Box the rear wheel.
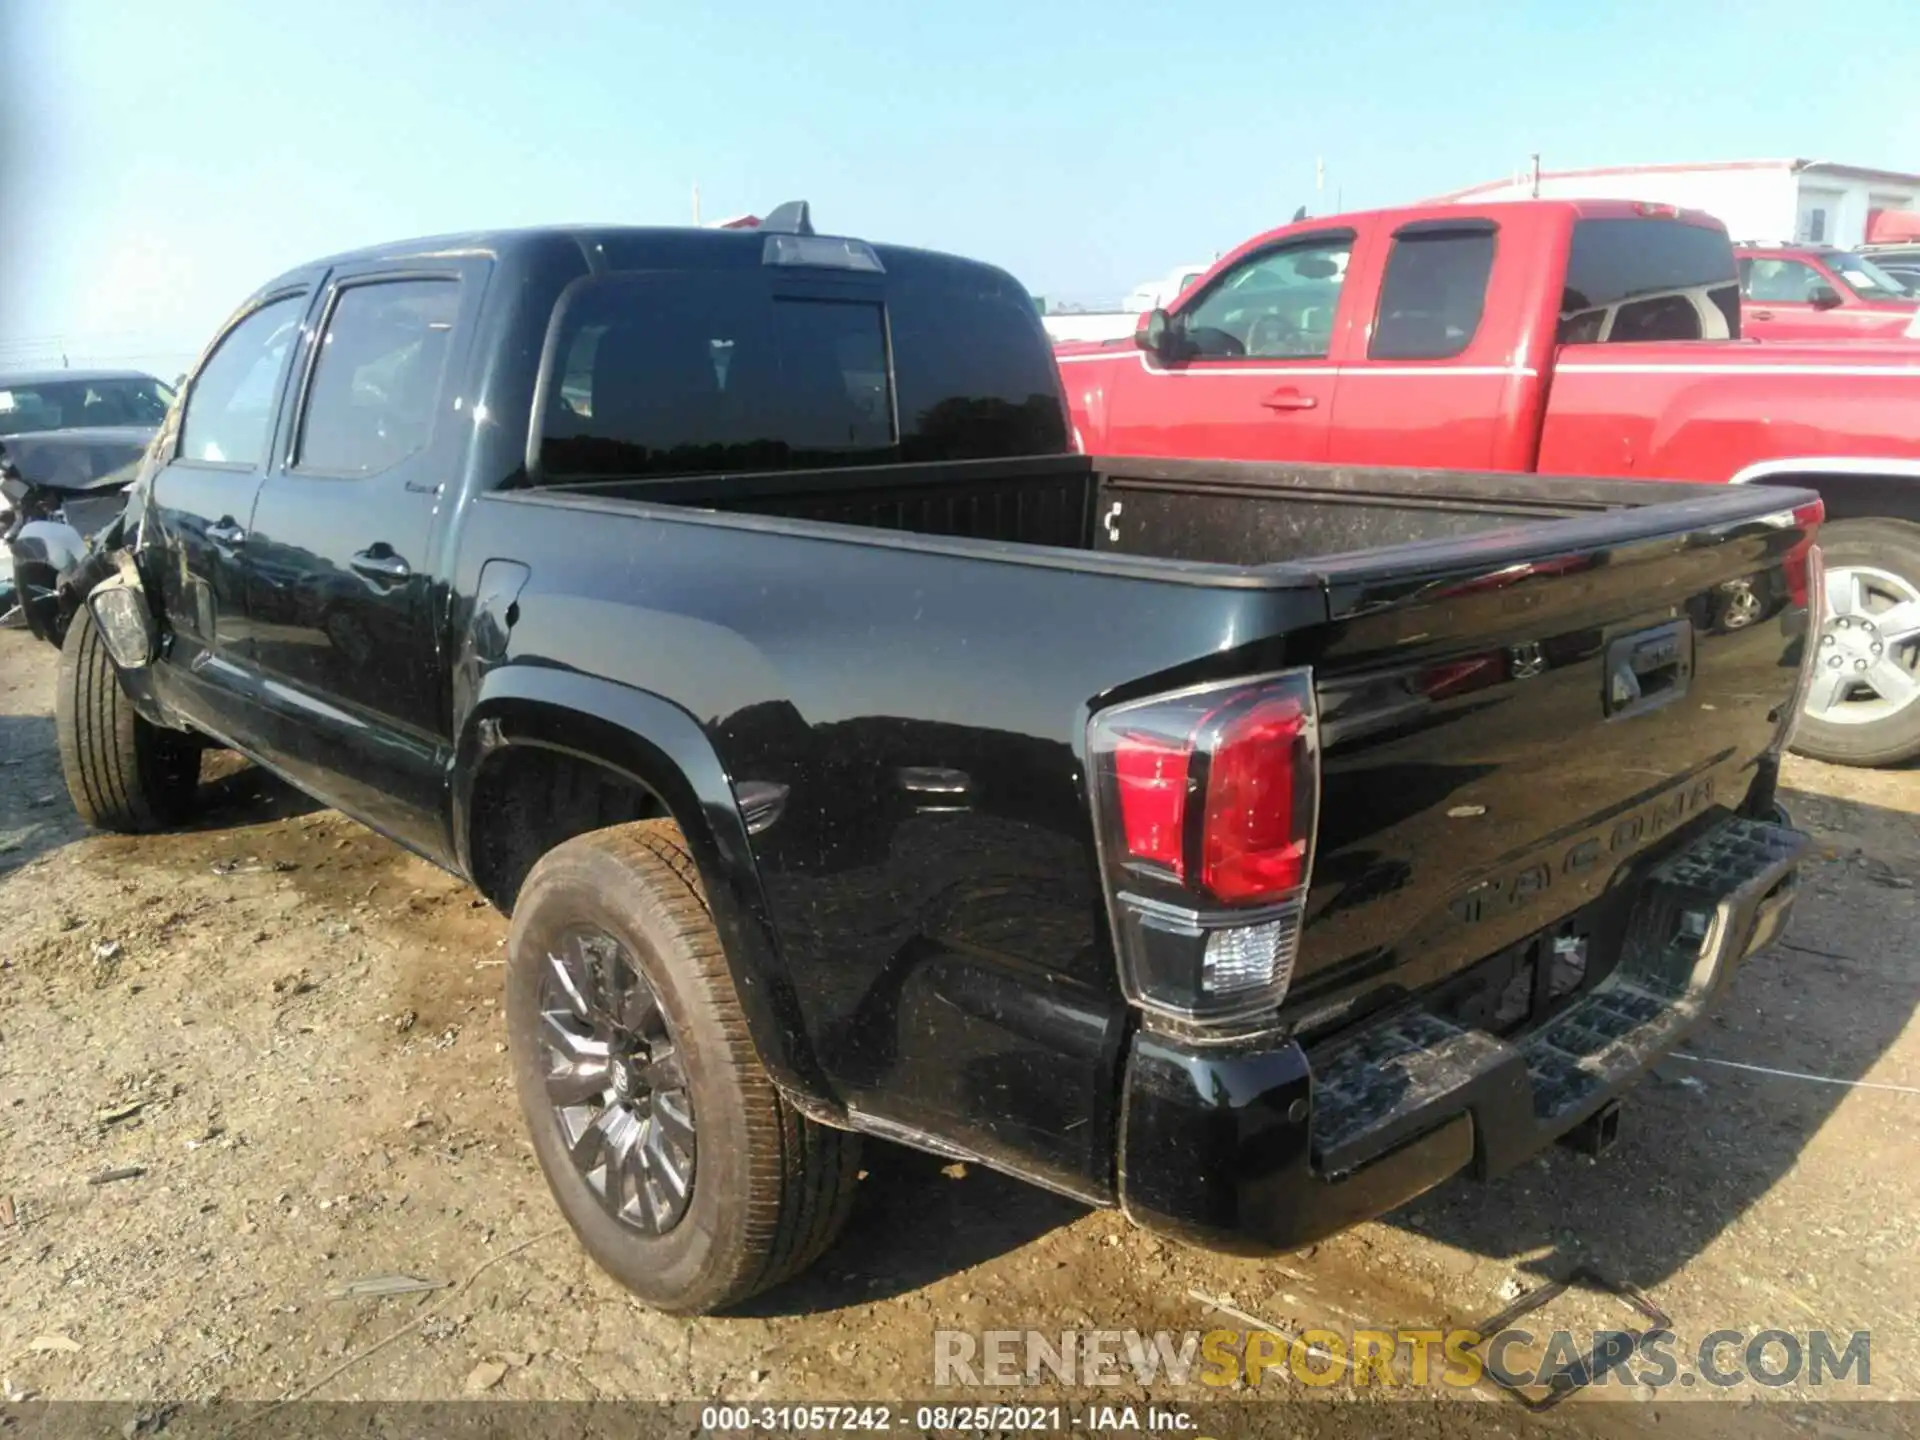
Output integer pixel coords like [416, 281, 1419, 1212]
[1791, 518, 1920, 767]
[506, 819, 859, 1314]
[55, 605, 201, 831]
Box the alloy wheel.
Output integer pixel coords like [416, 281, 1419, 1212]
[1806, 564, 1920, 725]
[538, 928, 696, 1233]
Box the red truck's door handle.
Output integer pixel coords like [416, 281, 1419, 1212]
[1750, 309, 1774, 321]
[1261, 388, 1318, 412]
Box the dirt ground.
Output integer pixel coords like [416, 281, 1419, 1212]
[1, 627, 1915, 1436]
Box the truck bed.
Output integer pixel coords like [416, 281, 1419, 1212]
[533, 452, 1769, 577]
[474, 454, 1813, 1197]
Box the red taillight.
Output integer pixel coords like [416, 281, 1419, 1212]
[1200, 696, 1308, 901]
[1113, 730, 1189, 877]
[1093, 674, 1319, 906]
[1089, 671, 1320, 1025]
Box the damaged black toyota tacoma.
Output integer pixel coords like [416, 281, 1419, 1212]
[59, 205, 1818, 1313]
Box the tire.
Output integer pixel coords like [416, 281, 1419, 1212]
[55, 605, 201, 832]
[506, 819, 859, 1314]
[1790, 517, 1920, 768]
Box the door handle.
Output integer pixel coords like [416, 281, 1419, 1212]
[205, 519, 247, 547]
[1750, 309, 1774, 320]
[350, 548, 412, 583]
[1260, 388, 1319, 411]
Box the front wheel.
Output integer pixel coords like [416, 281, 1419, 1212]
[506, 819, 860, 1314]
[55, 605, 201, 831]
[1791, 517, 1920, 767]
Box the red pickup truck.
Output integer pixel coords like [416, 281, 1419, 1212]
[1058, 199, 1920, 767]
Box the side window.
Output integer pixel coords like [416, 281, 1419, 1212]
[1743, 260, 1824, 304]
[1559, 218, 1740, 344]
[1369, 228, 1496, 360]
[1178, 238, 1351, 359]
[296, 279, 461, 475]
[179, 295, 305, 466]
[539, 272, 894, 481]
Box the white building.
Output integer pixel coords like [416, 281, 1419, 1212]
[1431, 159, 1920, 248]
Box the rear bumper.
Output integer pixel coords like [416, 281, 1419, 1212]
[1117, 814, 1807, 1253]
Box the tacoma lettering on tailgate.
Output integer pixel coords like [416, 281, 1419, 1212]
[1448, 778, 1716, 925]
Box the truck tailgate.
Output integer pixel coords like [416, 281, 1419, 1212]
[1279, 487, 1817, 1032]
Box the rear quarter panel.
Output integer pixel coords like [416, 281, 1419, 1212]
[450, 489, 1326, 1199]
[1540, 344, 1920, 482]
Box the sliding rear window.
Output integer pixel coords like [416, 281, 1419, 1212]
[884, 256, 1070, 460]
[538, 271, 892, 481]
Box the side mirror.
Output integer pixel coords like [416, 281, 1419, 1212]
[1135, 308, 1174, 358]
[1809, 284, 1845, 310]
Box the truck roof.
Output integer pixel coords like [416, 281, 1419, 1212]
[1226, 197, 1726, 258]
[256, 224, 1016, 295]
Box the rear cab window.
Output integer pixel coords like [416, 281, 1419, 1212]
[1558, 218, 1740, 344]
[534, 244, 1067, 483]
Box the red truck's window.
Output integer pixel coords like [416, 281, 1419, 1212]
[1558, 219, 1741, 344]
[1742, 258, 1828, 304]
[1176, 238, 1352, 360]
[1369, 230, 1495, 360]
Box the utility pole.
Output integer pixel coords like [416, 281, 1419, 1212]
[692, 182, 701, 226]
[1529, 153, 1541, 199]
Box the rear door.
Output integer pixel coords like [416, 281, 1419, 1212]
[1328, 218, 1510, 468]
[144, 288, 312, 734]
[242, 261, 484, 859]
[1102, 229, 1360, 462]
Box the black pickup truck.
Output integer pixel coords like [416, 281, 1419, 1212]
[61, 206, 1817, 1314]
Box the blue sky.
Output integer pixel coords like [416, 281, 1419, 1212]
[3, 0, 1916, 379]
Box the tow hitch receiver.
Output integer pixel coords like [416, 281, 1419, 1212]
[1557, 1099, 1622, 1157]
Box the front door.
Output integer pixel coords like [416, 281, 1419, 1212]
[243, 263, 483, 859]
[1740, 256, 1856, 341]
[143, 290, 311, 737]
[1102, 231, 1356, 462]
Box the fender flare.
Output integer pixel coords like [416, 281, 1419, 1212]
[454, 666, 839, 1114]
[1727, 457, 1920, 525]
